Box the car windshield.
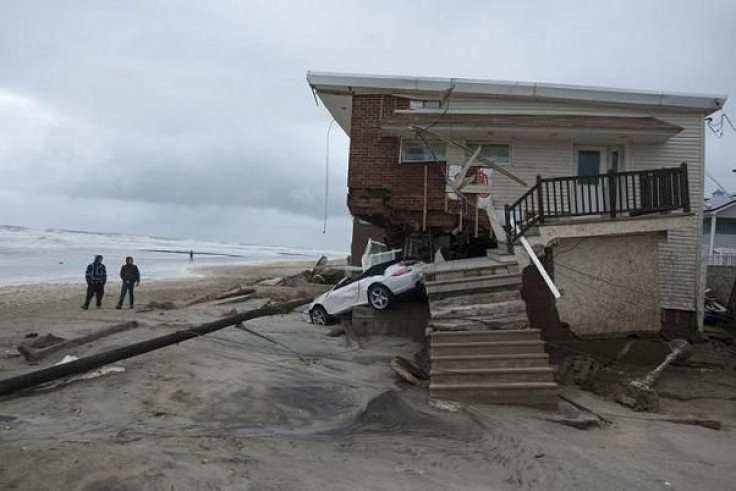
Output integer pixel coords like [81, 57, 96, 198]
[331, 276, 352, 290]
[330, 259, 403, 291]
[357, 258, 402, 280]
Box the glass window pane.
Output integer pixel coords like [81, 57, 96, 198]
[401, 140, 446, 162]
[578, 150, 601, 184]
[467, 142, 511, 164]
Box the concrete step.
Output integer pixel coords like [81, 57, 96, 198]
[430, 367, 555, 385]
[430, 328, 541, 344]
[486, 250, 518, 263]
[429, 290, 521, 309]
[425, 264, 520, 282]
[431, 340, 545, 357]
[423, 257, 520, 283]
[425, 273, 522, 296]
[431, 353, 550, 370]
[430, 382, 558, 409]
[425, 271, 521, 288]
[430, 299, 527, 320]
[429, 316, 528, 332]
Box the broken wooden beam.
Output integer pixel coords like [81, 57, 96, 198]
[213, 293, 256, 306]
[0, 297, 310, 398]
[186, 286, 256, 306]
[17, 321, 139, 364]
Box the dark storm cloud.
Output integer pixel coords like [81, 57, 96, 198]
[73, 135, 345, 219]
[1, 0, 735, 247]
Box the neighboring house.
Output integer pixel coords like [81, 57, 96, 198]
[308, 72, 726, 337]
[704, 189, 736, 262]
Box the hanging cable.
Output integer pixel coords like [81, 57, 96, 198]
[323, 119, 336, 233]
[706, 112, 736, 138]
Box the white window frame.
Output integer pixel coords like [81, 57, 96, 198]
[465, 141, 512, 166]
[399, 138, 447, 164]
[571, 144, 626, 176]
[409, 99, 441, 110]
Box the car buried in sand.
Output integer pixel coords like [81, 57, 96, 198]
[307, 259, 425, 325]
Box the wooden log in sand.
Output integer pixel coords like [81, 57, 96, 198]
[186, 286, 256, 306]
[17, 321, 139, 364]
[0, 297, 310, 398]
[215, 287, 256, 301]
[213, 293, 256, 306]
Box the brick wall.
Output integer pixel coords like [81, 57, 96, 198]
[348, 94, 474, 232]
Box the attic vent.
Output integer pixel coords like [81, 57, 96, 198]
[410, 99, 441, 110]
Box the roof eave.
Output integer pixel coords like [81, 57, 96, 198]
[307, 71, 728, 128]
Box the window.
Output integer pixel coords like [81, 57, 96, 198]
[400, 139, 446, 163]
[466, 142, 511, 165]
[409, 99, 441, 110]
[577, 150, 602, 184]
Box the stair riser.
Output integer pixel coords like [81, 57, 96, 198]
[431, 330, 540, 344]
[430, 371, 555, 385]
[431, 304, 527, 320]
[432, 344, 545, 357]
[432, 356, 550, 370]
[429, 317, 528, 332]
[429, 290, 522, 309]
[425, 277, 522, 296]
[430, 387, 558, 409]
[425, 264, 519, 282]
[427, 286, 523, 302]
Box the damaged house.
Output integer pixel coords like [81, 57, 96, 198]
[308, 72, 725, 407]
[309, 72, 725, 338]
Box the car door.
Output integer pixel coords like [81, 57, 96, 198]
[355, 275, 381, 307]
[322, 279, 362, 315]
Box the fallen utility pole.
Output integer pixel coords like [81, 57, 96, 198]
[0, 297, 310, 398]
[630, 339, 692, 390]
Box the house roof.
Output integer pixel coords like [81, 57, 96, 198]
[307, 71, 727, 135]
[705, 190, 736, 214]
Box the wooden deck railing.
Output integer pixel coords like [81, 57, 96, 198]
[504, 163, 690, 244]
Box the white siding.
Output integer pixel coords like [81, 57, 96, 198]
[629, 112, 704, 312]
[441, 97, 705, 315]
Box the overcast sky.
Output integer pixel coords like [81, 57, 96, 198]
[1, 0, 735, 251]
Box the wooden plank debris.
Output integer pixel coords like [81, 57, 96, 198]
[17, 321, 139, 364]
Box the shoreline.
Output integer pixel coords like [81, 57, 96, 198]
[0, 259, 315, 313]
[0, 256, 321, 289]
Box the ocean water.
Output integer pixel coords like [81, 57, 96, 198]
[0, 225, 342, 286]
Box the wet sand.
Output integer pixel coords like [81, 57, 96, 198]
[1, 261, 736, 490]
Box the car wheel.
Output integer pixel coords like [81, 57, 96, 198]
[310, 305, 329, 325]
[368, 284, 392, 311]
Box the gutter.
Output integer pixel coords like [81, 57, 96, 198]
[307, 71, 727, 113]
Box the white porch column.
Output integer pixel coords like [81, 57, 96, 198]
[708, 212, 717, 255]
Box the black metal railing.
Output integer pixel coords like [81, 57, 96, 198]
[504, 163, 690, 245]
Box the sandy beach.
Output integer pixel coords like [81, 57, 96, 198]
[0, 260, 735, 490]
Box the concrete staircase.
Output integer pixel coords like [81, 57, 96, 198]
[423, 253, 558, 409]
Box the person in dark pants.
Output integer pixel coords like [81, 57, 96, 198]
[116, 256, 140, 309]
[82, 255, 107, 310]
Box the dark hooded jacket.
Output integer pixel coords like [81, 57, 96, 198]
[85, 255, 107, 284]
[120, 263, 140, 284]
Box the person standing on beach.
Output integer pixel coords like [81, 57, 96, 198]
[116, 256, 140, 310]
[189, 249, 194, 262]
[82, 255, 107, 310]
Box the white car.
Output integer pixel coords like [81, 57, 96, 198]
[308, 260, 425, 325]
